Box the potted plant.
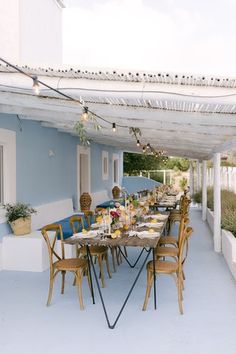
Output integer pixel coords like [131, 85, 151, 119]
[4, 203, 37, 236]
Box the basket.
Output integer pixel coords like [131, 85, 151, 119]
[10, 216, 31, 236]
[80, 193, 92, 211]
[112, 186, 121, 199]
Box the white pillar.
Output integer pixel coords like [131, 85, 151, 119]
[197, 160, 201, 191]
[189, 161, 194, 196]
[163, 170, 166, 184]
[147, 171, 150, 179]
[213, 153, 221, 252]
[202, 160, 207, 221]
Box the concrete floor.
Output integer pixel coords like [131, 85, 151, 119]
[1, 209, 236, 354]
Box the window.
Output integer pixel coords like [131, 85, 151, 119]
[102, 151, 109, 180]
[112, 154, 119, 185]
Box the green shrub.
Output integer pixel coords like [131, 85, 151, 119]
[192, 190, 202, 204]
[192, 188, 236, 236]
[192, 188, 213, 209]
[222, 207, 236, 236]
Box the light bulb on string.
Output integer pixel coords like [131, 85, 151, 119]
[112, 123, 116, 132]
[32, 76, 40, 95]
[80, 106, 89, 122]
[136, 140, 140, 147]
[147, 143, 151, 149]
[142, 145, 146, 153]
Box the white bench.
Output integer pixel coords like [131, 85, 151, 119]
[1, 198, 78, 272]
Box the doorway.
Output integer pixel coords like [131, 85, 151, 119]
[77, 145, 91, 205]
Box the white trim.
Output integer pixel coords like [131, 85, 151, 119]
[77, 145, 91, 208]
[112, 153, 119, 187]
[102, 150, 109, 180]
[0, 128, 16, 223]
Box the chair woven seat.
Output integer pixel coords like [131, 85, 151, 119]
[55, 258, 87, 271]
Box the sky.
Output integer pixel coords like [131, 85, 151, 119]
[63, 0, 236, 76]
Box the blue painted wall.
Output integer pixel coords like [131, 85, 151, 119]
[0, 113, 123, 237]
[90, 143, 123, 195]
[122, 176, 161, 194]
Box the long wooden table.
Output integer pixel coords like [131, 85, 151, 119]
[65, 217, 168, 329]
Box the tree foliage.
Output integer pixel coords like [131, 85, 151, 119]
[123, 152, 190, 175]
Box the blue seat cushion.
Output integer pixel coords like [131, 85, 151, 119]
[54, 214, 93, 239]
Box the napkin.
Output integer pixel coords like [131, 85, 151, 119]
[143, 214, 168, 221]
[137, 222, 163, 228]
[129, 230, 160, 239]
[71, 230, 99, 239]
[90, 223, 100, 229]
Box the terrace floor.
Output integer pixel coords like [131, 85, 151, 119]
[0, 209, 236, 354]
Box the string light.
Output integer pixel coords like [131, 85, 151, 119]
[147, 143, 151, 149]
[112, 123, 116, 132]
[32, 76, 40, 95]
[80, 106, 89, 122]
[142, 145, 146, 153]
[136, 140, 140, 147]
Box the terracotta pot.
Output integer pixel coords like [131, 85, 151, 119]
[80, 192, 92, 211]
[10, 216, 31, 236]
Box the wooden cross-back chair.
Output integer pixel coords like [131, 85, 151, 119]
[168, 196, 191, 233]
[41, 223, 90, 310]
[155, 215, 190, 261]
[69, 215, 112, 288]
[142, 225, 193, 314]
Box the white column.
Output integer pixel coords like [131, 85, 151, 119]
[213, 153, 221, 252]
[163, 170, 166, 184]
[147, 171, 150, 179]
[202, 160, 207, 221]
[197, 160, 201, 191]
[189, 161, 194, 196]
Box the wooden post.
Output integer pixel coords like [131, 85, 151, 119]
[202, 160, 207, 221]
[213, 153, 221, 252]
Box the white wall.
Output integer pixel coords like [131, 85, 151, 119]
[0, 0, 62, 65]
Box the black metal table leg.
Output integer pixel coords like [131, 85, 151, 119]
[152, 247, 157, 310]
[118, 247, 145, 268]
[87, 246, 152, 329]
[86, 245, 95, 305]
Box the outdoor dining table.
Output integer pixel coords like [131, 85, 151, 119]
[65, 215, 169, 329]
